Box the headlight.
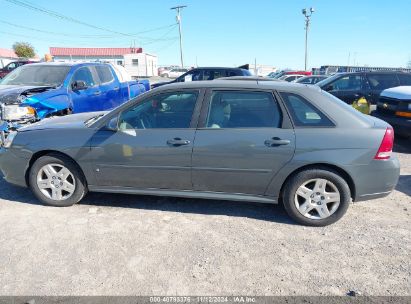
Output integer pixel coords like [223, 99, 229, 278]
[3, 131, 17, 148]
[2, 105, 36, 121]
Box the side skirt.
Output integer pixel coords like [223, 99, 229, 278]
[88, 185, 278, 204]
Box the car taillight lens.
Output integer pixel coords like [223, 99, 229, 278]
[374, 127, 394, 160]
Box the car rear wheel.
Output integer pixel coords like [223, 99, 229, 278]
[282, 168, 351, 226]
[29, 153, 87, 207]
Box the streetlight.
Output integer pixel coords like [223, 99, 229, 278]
[171, 5, 187, 68]
[302, 7, 314, 71]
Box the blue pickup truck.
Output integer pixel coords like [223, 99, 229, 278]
[0, 62, 149, 135]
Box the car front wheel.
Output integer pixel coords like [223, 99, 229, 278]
[282, 168, 351, 226]
[29, 153, 87, 207]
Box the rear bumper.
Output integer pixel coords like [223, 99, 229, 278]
[0, 147, 29, 187]
[348, 157, 400, 202]
[372, 112, 411, 137]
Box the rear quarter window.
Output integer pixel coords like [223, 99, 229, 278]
[96, 65, 114, 84]
[280, 92, 335, 127]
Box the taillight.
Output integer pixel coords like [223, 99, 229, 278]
[374, 127, 394, 160]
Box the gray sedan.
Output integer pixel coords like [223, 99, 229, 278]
[0, 80, 400, 226]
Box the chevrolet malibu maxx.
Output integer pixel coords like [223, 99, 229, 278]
[0, 80, 400, 226]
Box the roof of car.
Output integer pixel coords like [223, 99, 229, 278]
[152, 79, 320, 93]
[27, 62, 109, 67]
[191, 67, 246, 70]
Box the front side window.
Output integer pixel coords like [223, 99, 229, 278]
[367, 74, 399, 90]
[280, 92, 334, 127]
[203, 70, 226, 81]
[118, 91, 198, 130]
[206, 91, 282, 128]
[95, 65, 114, 84]
[71, 67, 96, 87]
[331, 75, 364, 90]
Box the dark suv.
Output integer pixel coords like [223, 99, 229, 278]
[0, 61, 35, 79]
[151, 67, 252, 89]
[316, 71, 411, 105]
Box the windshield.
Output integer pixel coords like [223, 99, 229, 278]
[0, 65, 71, 87]
[315, 73, 341, 87]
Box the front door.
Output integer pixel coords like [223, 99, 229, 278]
[327, 73, 368, 104]
[90, 90, 203, 190]
[192, 90, 295, 196]
[69, 66, 102, 113]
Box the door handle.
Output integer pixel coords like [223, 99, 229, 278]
[167, 138, 191, 146]
[94, 91, 101, 96]
[264, 137, 290, 147]
[113, 86, 120, 91]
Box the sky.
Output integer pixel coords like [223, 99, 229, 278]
[1, 0, 411, 70]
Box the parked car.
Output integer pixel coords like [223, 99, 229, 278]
[152, 67, 252, 89]
[0, 60, 36, 79]
[158, 65, 179, 76]
[372, 86, 411, 138]
[316, 71, 411, 106]
[295, 75, 328, 85]
[0, 80, 399, 226]
[270, 70, 312, 79]
[160, 68, 189, 78]
[0, 62, 149, 135]
[279, 74, 306, 82]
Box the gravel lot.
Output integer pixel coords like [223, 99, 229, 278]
[0, 139, 409, 296]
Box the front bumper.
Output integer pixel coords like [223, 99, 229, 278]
[373, 112, 411, 137]
[0, 147, 29, 187]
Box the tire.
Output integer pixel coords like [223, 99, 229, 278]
[282, 168, 351, 226]
[28, 153, 87, 207]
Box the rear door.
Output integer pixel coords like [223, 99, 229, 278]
[366, 73, 400, 105]
[191, 89, 295, 196]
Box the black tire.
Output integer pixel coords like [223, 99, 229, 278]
[28, 153, 87, 207]
[282, 168, 351, 226]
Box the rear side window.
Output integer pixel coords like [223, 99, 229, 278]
[206, 91, 282, 128]
[398, 73, 411, 86]
[96, 65, 114, 84]
[280, 93, 334, 127]
[367, 74, 399, 90]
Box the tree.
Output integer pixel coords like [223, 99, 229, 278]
[12, 42, 35, 58]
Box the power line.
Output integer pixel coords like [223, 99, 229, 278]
[0, 19, 177, 39]
[4, 0, 133, 36]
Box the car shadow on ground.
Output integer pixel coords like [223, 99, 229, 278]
[81, 192, 296, 225]
[396, 175, 411, 197]
[0, 176, 295, 225]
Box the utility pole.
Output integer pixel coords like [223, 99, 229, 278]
[171, 5, 187, 68]
[302, 7, 314, 71]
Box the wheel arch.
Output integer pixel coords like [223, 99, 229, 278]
[25, 150, 87, 187]
[278, 163, 356, 202]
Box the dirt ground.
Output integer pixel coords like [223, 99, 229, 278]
[0, 138, 409, 296]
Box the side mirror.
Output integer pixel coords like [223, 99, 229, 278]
[104, 116, 118, 131]
[71, 80, 87, 91]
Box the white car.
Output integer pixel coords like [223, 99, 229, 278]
[279, 74, 306, 82]
[161, 68, 189, 78]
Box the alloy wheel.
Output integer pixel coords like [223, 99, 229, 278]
[294, 178, 340, 219]
[36, 163, 76, 201]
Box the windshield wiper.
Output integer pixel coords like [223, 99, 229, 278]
[84, 114, 105, 126]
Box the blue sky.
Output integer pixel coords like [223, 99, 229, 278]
[1, 0, 410, 69]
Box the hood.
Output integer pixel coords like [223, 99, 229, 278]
[381, 86, 411, 100]
[18, 111, 108, 132]
[0, 85, 55, 104]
